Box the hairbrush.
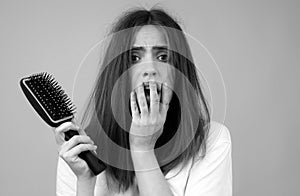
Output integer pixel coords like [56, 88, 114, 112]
[19, 72, 106, 176]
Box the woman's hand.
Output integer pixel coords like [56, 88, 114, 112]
[52, 121, 97, 181]
[129, 82, 172, 151]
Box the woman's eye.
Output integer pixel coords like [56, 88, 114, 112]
[131, 54, 140, 63]
[157, 54, 168, 62]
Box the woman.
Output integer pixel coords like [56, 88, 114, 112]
[55, 7, 232, 196]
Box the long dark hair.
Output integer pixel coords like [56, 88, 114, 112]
[79, 7, 210, 193]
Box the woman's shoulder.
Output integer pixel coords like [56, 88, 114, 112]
[179, 121, 232, 195]
[165, 121, 231, 177]
[205, 121, 231, 153]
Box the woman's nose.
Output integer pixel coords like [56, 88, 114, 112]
[142, 67, 157, 78]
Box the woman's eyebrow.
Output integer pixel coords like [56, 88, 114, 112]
[152, 46, 168, 51]
[130, 46, 145, 52]
[131, 45, 168, 52]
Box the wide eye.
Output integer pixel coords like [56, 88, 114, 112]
[157, 54, 168, 62]
[131, 54, 140, 63]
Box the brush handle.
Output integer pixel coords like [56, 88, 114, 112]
[64, 130, 106, 176]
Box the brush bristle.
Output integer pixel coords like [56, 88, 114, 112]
[25, 72, 76, 121]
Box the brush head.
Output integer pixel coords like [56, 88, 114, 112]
[20, 72, 76, 127]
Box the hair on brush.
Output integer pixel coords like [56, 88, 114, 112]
[20, 72, 106, 175]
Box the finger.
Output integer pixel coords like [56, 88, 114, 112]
[161, 83, 172, 112]
[59, 135, 95, 155]
[161, 102, 169, 118]
[130, 91, 140, 120]
[136, 85, 148, 116]
[54, 121, 79, 135]
[62, 143, 97, 162]
[149, 81, 159, 116]
[71, 119, 87, 136]
[53, 122, 80, 144]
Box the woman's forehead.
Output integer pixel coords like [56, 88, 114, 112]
[133, 25, 167, 47]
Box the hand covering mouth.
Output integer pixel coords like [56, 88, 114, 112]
[142, 82, 162, 105]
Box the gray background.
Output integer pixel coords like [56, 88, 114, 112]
[0, 0, 299, 195]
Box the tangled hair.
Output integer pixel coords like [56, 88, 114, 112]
[79, 6, 210, 193]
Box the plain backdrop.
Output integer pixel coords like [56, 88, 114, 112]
[0, 0, 299, 195]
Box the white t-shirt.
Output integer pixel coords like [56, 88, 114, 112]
[56, 121, 232, 196]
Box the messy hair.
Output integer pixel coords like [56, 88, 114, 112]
[80, 7, 210, 193]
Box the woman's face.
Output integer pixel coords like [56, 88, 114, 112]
[129, 25, 175, 104]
